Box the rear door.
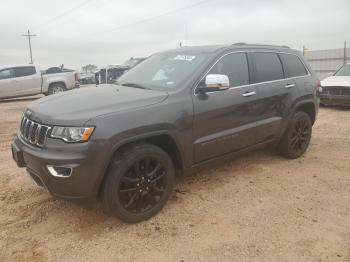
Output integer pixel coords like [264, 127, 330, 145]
[192, 52, 259, 163]
[14, 66, 41, 95]
[279, 52, 310, 95]
[251, 52, 299, 143]
[0, 68, 19, 98]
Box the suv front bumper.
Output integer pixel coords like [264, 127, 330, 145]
[320, 93, 350, 106]
[11, 132, 107, 200]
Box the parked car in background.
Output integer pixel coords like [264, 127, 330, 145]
[320, 63, 350, 106]
[12, 44, 319, 223]
[96, 57, 146, 84]
[0, 64, 80, 99]
[42, 66, 80, 94]
[79, 72, 96, 85]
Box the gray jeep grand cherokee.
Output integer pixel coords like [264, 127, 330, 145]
[12, 44, 319, 223]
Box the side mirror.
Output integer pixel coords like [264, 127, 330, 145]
[197, 74, 230, 94]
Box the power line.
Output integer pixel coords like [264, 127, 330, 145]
[91, 0, 215, 36]
[40, 0, 114, 30]
[21, 29, 37, 64]
[34, 0, 95, 31]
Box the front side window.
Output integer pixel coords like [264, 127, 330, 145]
[208, 52, 249, 87]
[15, 66, 36, 77]
[253, 52, 284, 83]
[280, 54, 308, 78]
[117, 52, 210, 91]
[0, 68, 15, 80]
[334, 64, 350, 76]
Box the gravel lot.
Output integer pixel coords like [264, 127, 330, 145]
[0, 97, 349, 262]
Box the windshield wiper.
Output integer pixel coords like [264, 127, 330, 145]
[120, 82, 151, 90]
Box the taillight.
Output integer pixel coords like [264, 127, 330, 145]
[75, 73, 79, 81]
[316, 79, 321, 88]
[316, 79, 322, 93]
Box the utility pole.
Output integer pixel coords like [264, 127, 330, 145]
[302, 45, 307, 56]
[21, 29, 36, 64]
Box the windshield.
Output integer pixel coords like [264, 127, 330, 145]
[335, 64, 350, 76]
[117, 52, 209, 91]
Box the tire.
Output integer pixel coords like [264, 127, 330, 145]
[278, 111, 312, 159]
[48, 83, 66, 95]
[103, 143, 175, 223]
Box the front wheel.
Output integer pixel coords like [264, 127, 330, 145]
[278, 111, 312, 159]
[103, 143, 175, 223]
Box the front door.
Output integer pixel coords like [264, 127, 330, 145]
[192, 52, 259, 163]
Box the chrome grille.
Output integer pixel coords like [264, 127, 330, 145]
[20, 116, 51, 147]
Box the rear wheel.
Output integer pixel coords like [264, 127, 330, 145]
[278, 111, 312, 159]
[103, 143, 175, 223]
[48, 83, 66, 95]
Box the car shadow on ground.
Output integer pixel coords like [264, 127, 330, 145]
[321, 105, 350, 111]
[38, 147, 278, 229]
[0, 95, 43, 103]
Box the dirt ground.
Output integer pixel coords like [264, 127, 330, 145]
[0, 96, 349, 262]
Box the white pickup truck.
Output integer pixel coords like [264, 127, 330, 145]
[0, 64, 79, 99]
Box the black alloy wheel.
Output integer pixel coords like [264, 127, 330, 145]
[119, 157, 167, 213]
[278, 111, 312, 159]
[290, 118, 310, 155]
[103, 143, 175, 223]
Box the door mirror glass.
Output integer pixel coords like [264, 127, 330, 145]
[197, 74, 230, 93]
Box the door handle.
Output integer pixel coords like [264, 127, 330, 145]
[285, 83, 296, 89]
[242, 91, 256, 97]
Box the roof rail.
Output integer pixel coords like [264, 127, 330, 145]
[232, 43, 290, 48]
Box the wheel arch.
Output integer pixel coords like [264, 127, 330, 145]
[48, 81, 67, 89]
[98, 131, 184, 196]
[294, 100, 316, 124]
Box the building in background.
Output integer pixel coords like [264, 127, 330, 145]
[304, 46, 350, 80]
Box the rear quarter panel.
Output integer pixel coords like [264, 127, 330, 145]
[42, 72, 76, 91]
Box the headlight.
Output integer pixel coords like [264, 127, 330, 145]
[50, 126, 94, 143]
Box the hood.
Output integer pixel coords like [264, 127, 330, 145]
[321, 76, 350, 87]
[26, 84, 168, 126]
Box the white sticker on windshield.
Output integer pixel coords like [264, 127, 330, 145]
[174, 55, 196, 61]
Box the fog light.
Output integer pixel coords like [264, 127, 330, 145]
[47, 165, 72, 178]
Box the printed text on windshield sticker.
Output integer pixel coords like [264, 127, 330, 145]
[174, 55, 196, 61]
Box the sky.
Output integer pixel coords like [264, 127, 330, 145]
[0, 0, 349, 70]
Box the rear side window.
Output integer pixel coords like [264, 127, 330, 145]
[46, 67, 62, 74]
[15, 66, 36, 77]
[253, 52, 284, 83]
[208, 52, 249, 87]
[279, 54, 308, 78]
[0, 68, 15, 80]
